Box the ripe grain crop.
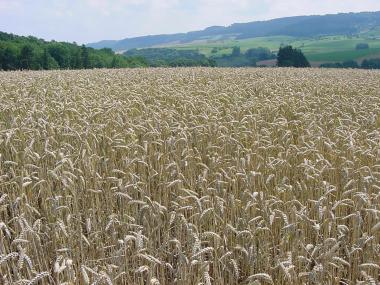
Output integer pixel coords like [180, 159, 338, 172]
[0, 68, 379, 284]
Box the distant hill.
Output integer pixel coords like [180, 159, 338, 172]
[88, 11, 380, 51]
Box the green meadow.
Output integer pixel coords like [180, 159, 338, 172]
[165, 32, 380, 63]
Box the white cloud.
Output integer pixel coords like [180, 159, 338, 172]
[0, 0, 21, 11]
[0, 0, 379, 42]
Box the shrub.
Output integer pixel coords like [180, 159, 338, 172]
[356, 43, 369, 50]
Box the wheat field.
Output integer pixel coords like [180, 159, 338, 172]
[0, 68, 380, 285]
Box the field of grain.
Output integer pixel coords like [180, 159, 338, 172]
[0, 68, 380, 285]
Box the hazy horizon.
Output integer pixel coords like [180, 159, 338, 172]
[1, 0, 380, 44]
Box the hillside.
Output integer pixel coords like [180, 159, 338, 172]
[170, 34, 380, 65]
[87, 11, 380, 52]
[0, 31, 147, 70]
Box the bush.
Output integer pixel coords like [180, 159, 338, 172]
[245, 47, 275, 61]
[361, 58, 380, 69]
[342, 60, 359, 68]
[356, 43, 369, 50]
[231, 46, 241, 57]
[320, 62, 343, 68]
[320, 58, 380, 69]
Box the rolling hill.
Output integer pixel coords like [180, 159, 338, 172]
[87, 11, 380, 52]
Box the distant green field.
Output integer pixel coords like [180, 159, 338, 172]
[305, 48, 380, 62]
[170, 36, 296, 56]
[165, 33, 380, 63]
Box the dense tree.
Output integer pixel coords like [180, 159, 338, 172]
[342, 60, 359, 68]
[245, 47, 275, 61]
[81, 45, 89, 68]
[277, 46, 294, 67]
[292, 50, 311, 67]
[210, 47, 275, 67]
[231, 46, 241, 57]
[19, 45, 34, 69]
[124, 48, 215, 67]
[72, 50, 83, 69]
[361, 58, 380, 69]
[320, 58, 380, 69]
[277, 46, 310, 67]
[41, 48, 49, 69]
[111, 56, 118, 68]
[320, 62, 343, 68]
[48, 44, 72, 68]
[0, 49, 3, 67]
[41, 48, 59, 69]
[0, 31, 147, 71]
[1, 47, 18, 70]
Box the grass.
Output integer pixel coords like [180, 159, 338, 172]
[0, 68, 380, 284]
[166, 33, 380, 62]
[171, 36, 297, 56]
[305, 48, 380, 62]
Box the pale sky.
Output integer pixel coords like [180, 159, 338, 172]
[1, 0, 380, 44]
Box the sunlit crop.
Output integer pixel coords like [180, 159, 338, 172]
[0, 68, 379, 284]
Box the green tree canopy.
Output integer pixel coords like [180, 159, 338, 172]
[0, 31, 147, 71]
[20, 45, 35, 69]
[277, 46, 310, 67]
[1, 47, 18, 70]
[231, 46, 241, 57]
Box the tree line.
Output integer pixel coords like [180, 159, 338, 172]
[320, 58, 380, 69]
[212, 46, 276, 67]
[124, 48, 216, 67]
[277, 46, 380, 69]
[0, 31, 148, 71]
[124, 46, 277, 68]
[2, 31, 380, 70]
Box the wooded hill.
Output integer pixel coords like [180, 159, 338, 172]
[88, 11, 380, 51]
[0, 31, 147, 71]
